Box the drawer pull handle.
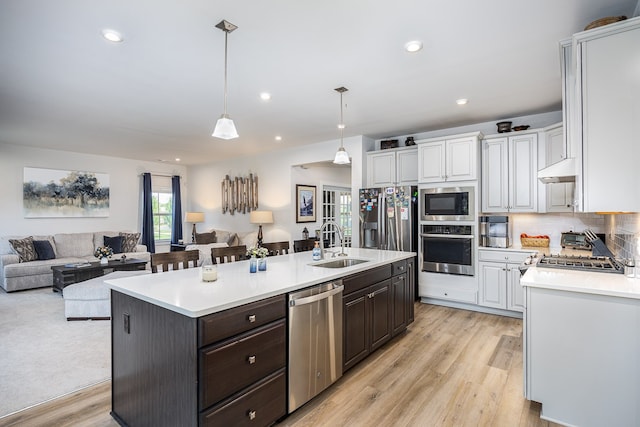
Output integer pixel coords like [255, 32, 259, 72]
[248, 355, 256, 364]
[248, 410, 256, 420]
[248, 314, 256, 323]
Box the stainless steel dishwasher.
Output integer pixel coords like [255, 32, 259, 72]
[288, 280, 343, 413]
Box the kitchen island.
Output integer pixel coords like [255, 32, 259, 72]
[106, 248, 415, 427]
[521, 267, 640, 427]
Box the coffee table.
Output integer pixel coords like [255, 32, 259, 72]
[51, 258, 148, 294]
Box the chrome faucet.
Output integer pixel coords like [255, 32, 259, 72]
[319, 220, 347, 259]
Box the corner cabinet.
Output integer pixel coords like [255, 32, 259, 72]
[481, 132, 538, 213]
[478, 249, 530, 313]
[366, 147, 418, 187]
[111, 291, 287, 427]
[416, 132, 482, 183]
[572, 17, 640, 212]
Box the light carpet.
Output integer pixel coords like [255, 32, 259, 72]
[0, 287, 110, 418]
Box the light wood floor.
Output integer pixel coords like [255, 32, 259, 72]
[0, 303, 559, 427]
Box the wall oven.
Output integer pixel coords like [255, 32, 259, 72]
[421, 224, 474, 276]
[420, 186, 475, 221]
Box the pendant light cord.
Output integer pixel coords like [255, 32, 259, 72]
[223, 30, 229, 116]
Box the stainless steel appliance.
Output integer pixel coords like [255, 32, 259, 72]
[560, 231, 604, 250]
[420, 224, 474, 276]
[288, 280, 343, 413]
[535, 254, 624, 274]
[359, 186, 417, 252]
[479, 215, 511, 248]
[420, 186, 474, 221]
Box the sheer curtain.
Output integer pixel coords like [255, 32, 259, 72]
[141, 172, 155, 253]
[171, 175, 183, 244]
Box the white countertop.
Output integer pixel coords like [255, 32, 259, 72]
[106, 247, 415, 318]
[521, 266, 640, 300]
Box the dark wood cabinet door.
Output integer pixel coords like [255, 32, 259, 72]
[391, 274, 407, 336]
[343, 288, 369, 371]
[407, 257, 416, 324]
[369, 279, 392, 352]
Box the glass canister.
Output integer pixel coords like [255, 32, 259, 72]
[201, 265, 218, 282]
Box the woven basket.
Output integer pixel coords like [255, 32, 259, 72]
[584, 16, 626, 31]
[520, 237, 550, 248]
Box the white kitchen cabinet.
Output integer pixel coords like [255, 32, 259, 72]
[478, 249, 529, 312]
[543, 123, 574, 212]
[366, 147, 417, 187]
[416, 132, 481, 183]
[572, 18, 640, 212]
[481, 132, 537, 213]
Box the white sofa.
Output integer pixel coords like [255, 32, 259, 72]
[186, 229, 258, 266]
[0, 231, 150, 292]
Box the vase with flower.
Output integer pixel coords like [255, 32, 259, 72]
[247, 246, 269, 272]
[94, 246, 113, 265]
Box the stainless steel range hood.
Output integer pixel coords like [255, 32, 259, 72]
[537, 157, 576, 183]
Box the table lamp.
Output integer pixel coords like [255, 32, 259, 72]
[185, 211, 205, 243]
[249, 210, 273, 247]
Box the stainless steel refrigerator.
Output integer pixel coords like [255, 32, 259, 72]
[359, 186, 417, 252]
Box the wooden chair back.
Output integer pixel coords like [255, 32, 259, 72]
[150, 250, 199, 273]
[293, 239, 317, 253]
[211, 245, 248, 264]
[261, 241, 290, 256]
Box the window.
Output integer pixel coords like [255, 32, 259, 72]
[322, 186, 352, 248]
[151, 176, 173, 241]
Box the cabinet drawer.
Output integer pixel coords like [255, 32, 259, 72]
[478, 249, 531, 264]
[423, 286, 477, 304]
[200, 319, 286, 410]
[392, 260, 407, 276]
[343, 264, 391, 295]
[199, 295, 286, 346]
[200, 369, 286, 427]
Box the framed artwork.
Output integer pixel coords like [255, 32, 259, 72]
[23, 167, 110, 218]
[296, 184, 316, 223]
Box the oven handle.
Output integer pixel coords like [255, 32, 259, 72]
[420, 233, 475, 239]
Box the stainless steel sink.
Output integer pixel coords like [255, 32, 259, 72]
[310, 258, 369, 268]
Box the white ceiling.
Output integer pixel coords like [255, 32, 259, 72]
[0, 1, 637, 165]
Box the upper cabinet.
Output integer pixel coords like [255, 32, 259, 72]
[366, 146, 417, 187]
[542, 123, 574, 212]
[416, 132, 482, 183]
[570, 18, 640, 212]
[482, 131, 538, 213]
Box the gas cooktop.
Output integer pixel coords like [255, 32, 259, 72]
[536, 254, 624, 274]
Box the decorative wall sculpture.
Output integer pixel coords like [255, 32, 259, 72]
[222, 173, 258, 214]
[23, 167, 110, 218]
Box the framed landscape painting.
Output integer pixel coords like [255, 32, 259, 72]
[23, 167, 110, 218]
[296, 184, 316, 223]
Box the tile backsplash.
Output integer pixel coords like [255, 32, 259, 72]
[510, 212, 640, 259]
[605, 213, 640, 260]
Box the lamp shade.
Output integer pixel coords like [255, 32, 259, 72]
[185, 212, 205, 223]
[212, 115, 239, 140]
[333, 147, 351, 164]
[250, 210, 274, 224]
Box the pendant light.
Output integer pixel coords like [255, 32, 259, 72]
[333, 86, 350, 165]
[212, 20, 239, 140]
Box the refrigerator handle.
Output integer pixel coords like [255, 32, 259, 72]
[379, 192, 386, 250]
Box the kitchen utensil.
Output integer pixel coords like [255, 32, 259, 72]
[583, 229, 616, 258]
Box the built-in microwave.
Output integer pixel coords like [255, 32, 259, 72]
[420, 186, 475, 221]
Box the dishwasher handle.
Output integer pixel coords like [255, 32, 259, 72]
[289, 284, 344, 307]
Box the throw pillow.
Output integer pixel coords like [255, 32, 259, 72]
[195, 231, 216, 244]
[33, 240, 56, 260]
[104, 235, 123, 254]
[226, 233, 238, 246]
[9, 236, 37, 262]
[119, 232, 141, 253]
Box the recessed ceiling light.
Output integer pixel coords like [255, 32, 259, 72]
[404, 41, 423, 53]
[175, 158, 181, 162]
[456, 98, 468, 105]
[260, 92, 271, 101]
[102, 29, 123, 43]
[275, 136, 282, 142]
